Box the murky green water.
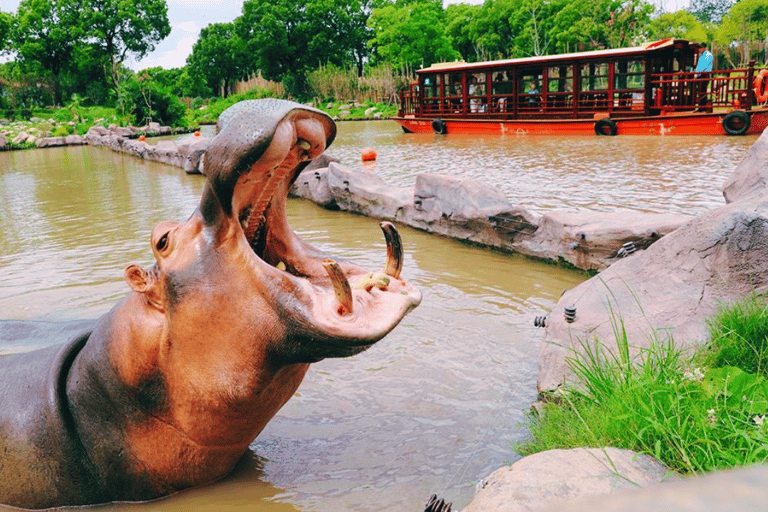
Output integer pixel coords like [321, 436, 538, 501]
[0, 120, 755, 511]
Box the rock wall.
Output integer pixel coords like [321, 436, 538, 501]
[83, 125, 209, 175]
[290, 163, 686, 271]
[537, 128, 768, 392]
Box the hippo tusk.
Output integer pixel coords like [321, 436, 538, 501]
[322, 259, 353, 315]
[380, 222, 403, 279]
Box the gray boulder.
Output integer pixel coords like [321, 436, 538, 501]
[326, 162, 411, 218]
[463, 448, 671, 512]
[722, 129, 768, 203]
[547, 464, 768, 512]
[538, 130, 768, 392]
[519, 210, 687, 270]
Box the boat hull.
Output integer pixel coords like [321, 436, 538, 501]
[393, 110, 768, 136]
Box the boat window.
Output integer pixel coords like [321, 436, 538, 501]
[614, 60, 644, 90]
[547, 66, 573, 93]
[446, 73, 463, 97]
[580, 62, 609, 91]
[423, 74, 440, 98]
[520, 72, 542, 94]
[468, 73, 487, 113]
[492, 70, 513, 94]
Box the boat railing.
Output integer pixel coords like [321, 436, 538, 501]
[650, 67, 755, 112]
[398, 65, 758, 118]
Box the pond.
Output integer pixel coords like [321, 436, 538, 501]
[0, 120, 756, 511]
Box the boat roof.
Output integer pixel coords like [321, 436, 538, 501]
[417, 38, 690, 74]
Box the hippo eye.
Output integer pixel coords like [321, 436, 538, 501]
[156, 232, 170, 252]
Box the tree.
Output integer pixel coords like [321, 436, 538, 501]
[647, 10, 708, 42]
[12, 0, 84, 105]
[83, 0, 171, 91]
[236, 0, 374, 96]
[444, 2, 482, 62]
[715, 0, 768, 66]
[689, 0, 735, 23]
[549, 0, 652, 53]
[0, 11, 11, 54]
[367, 0, 459, 71]
[186, 22, 246, 98]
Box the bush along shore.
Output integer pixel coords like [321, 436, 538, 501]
[0, 93, 397, 152]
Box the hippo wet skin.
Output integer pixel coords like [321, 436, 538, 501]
[0, 99, 421, 508]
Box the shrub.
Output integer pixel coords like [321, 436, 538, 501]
[702, 294, 768, 377]
[119, 75, 187, 127]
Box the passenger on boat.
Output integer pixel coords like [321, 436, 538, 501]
[469, 76, 485, 113]
[694, 43, 713, 105]
[527, 80, 540, 108]
[494, 72, 513, 112]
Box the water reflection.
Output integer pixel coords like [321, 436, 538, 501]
[0, 121, 754, 510]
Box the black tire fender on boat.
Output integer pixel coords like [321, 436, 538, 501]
[431, 119, 448, 135]
[594, 118, 617, 136]
[722, 111, 751, 136]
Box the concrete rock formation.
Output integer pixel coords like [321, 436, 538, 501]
[463, 448, 671, 512]
[290, 164, 686, 271]
[83, 126, 209, 174]
[537, 129, 768, 392]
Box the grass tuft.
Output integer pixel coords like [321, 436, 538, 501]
[519, 294, 768, 475]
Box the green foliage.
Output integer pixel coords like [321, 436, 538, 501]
[715, 0, 768, 52]
[236, 0, 372, 90]
[119, 75, 187, 127]
[702, 294, 768, 378]
[186, 22, 246, 98]
[520, 295, 768, 475]
[185, 87, 281, 126]
[85, 0, 171, 89]
[12, 0, 85, 105]
[367, 0, 459, 70]
[647, 11, 709, 42]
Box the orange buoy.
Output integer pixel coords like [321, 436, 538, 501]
[194, 131, 201, 137]
[138, 135, 146, 141]
[361, 147, 377, 162]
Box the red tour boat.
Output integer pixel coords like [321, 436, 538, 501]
[393, 39, 768, 136]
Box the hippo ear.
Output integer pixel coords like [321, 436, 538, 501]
[124, 264, 164, 312]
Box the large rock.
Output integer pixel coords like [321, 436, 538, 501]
[290, 164, 682, 271]
[722, 129, 768, 203]
[463, 448, 671, 512]
[325, 162, 411, 219]
[518, 210, 686, 270]
[547, 464, 768, 512]
[538, 133, 768, 392]
[179, 137, 211, 175]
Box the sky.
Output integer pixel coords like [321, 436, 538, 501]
[1, 0, 692, 72]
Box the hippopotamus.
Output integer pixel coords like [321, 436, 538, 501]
[0, 99, 421, 509]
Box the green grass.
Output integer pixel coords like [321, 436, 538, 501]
[519, 295, 768, 475]
[701, 294, 768, 378]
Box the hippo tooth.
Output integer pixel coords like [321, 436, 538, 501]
[322, 259, 353, 315]
[380, 222, 403, 280]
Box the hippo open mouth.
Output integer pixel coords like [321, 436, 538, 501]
[192, 99, 421, 360]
